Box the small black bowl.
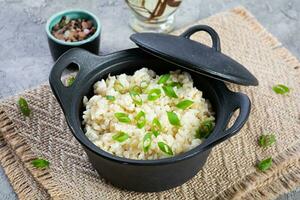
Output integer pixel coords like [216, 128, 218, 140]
[46, 9, 101, 61]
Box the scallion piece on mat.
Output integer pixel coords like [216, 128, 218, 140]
[143, 133, 152, 152]
[257, 157, 272, 171]
[114, 112, 131, 123]
[258, 134, 276, 148]
[66, 76, 75, 86]
[158, 141, 173, 156]
[272, 84, 290, 95]
[151, 118, 162, 137]
[106, 95, 116, 101]
[176, 100, 194, 110]
[31, 158, 50, 169]
[167, 111, 180, 126]
[147, 88, 161, 101]
[195, 119, 214, 139]
[112, 131, 130, 142]
[162, 85, 178, 98]
[157, 74, 170, 84]
[18, 97, 31, 117]
[135, 111, 146, 129]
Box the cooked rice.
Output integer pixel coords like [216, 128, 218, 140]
[82, 68, 214, 160]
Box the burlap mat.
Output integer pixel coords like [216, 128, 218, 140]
[1, 6, 300, 200]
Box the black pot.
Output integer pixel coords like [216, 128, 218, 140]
[49, 47, 251, 192]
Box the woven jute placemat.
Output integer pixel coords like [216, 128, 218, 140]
[1, 6, 300, 200]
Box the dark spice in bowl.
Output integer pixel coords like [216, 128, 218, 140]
[51, 16, 96, 42]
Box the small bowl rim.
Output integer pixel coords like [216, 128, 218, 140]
[45, 9, 101, 46]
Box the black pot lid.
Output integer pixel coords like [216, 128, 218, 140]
[130, 25, 258, 86]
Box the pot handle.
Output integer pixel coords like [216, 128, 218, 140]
[49, 48, 104, 114]
[203, 92, 251, 150]
[180, 25, 221, 52]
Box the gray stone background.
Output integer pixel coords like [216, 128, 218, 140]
[0, 0, 299, 199]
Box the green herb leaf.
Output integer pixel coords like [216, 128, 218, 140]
[18, 97, 31, 117]
[162, 85, 178, 98]
[158, 74, 170, 84]
[114, 80, 126, 94]
[135, 111, 146, 129]
[158, 141, 173, 156]
[147, 88, 161, 101]
[176, 100, 194, 110]
[257, 157, 272, 171]
[258, 134, 276, 148]
[112, 131, 130, 142]
[130, 91, 143, 105]
[272, 84, 290, 95]
[151, 118, 162, 137]
[195, 119, 214, 139]
[31, 158, 50, 169]
[143, 133, 152, 152]
[66, 76, 75, 86]
[114, 112, 131, 123]
[167, 111, 180, 126]
[106, 95, 116, 101]
[167, 82, 183, 88]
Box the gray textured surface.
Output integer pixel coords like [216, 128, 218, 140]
[0, 0, 299, 199]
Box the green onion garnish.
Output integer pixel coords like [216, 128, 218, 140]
[158, 141, 173, 156]
[162, 85, 178, 98]
[112, 131, 130, 142]
[148, 88, 161, 101]
[106, 95, 116, 101]
[195, 119, 214, 139]
[143, 133, 152, 152]
[114, 112, 131, 123]
[167, 82, 183, 88]
[258, 134, 276, 148]
[257, 157, 272, 171]
[272, 84, 290, 95]
[113, 80, 126, 94]
[151, 118, 162, 137]
[167, 111, 180, 126]
[31, 158, 50, 169]
[135, 111, 146, 129]
[18, 97, 31, 117]
[66, 76, 75, 86]
[176, 100, 194, 110]
[157, 74, 170, 84]
[130, 91, 143, 105]
[140, 80, 149, 89]
[131, 85, 142, 94]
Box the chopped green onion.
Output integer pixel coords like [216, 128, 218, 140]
[106, 95, 116, 101]
[131, 85, 142, 94]
[167, 111, 180, 126]
[114, 112, 131, 123]
[167, 82, 183, 88]
[135, 111, 146, 129]
[157, 74, 170, 84]
[112, 131, 130, 142]
[258, 134, 276, 148]
[130, 91, 143, 105]
[176, 100, 194, 110]
[140, 80, 149, 89]
[257, 157, 272, 171]
[151, 118, 162, 137]
[158, 141, 173, 156]
[114, 80, 126, 94]
[143, 133, 152, 152]
[31, 158, 50, 169]
[147, 88, 161, 101]
[195, 119, 214, 139]
[66, 76, 75, 86]
[162, 85, 178, 98]
[18, 97, 31, 117]
[272, 84, 290, 95]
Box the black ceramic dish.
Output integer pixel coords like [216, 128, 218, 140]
[49, 25, 255, 192]
[46, 9, 101, 61]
